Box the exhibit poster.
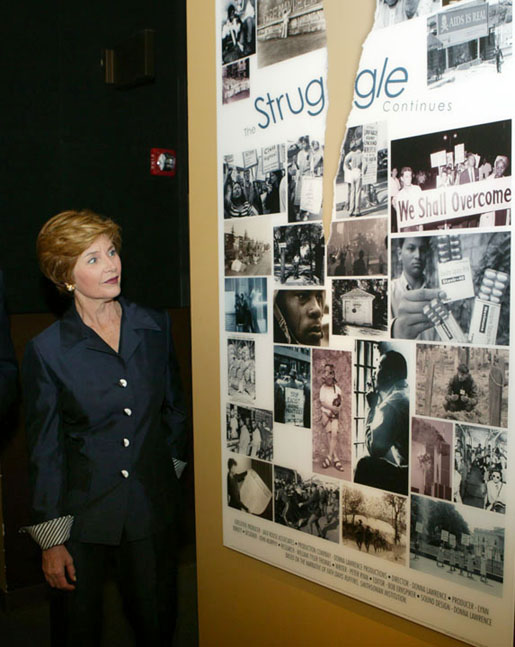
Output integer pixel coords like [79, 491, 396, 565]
[217, 1, 514, 645]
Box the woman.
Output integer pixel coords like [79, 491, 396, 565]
[21, 210, 188, 645]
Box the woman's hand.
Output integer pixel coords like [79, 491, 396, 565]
[42, 545, 76, 591]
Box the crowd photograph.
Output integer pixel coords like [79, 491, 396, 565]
[274, 466, 340, 543]
[374, 0, 441, 29]
[224, 218, 272, 277]
[273, 223, 324, 286]
[221, 0, 256, 65]
[227, 403, 274, 461]
[327, 218, 388, 278]
[227, 338, 256, 402]
[222, 57, 251, 104]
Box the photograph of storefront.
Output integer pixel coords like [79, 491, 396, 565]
[427, 1, 512, 86]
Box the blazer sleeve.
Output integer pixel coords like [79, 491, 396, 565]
[162, 312, 189, 466]
[0, 271, 18, 420]
[22, 339, 67, 524]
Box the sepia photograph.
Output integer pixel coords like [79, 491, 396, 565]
[390, 120, 511, 231]
[273, 223, 324, 286]
[227, 338, 256, 403]
[375, 0, 441, 30]
[334, 122, 388, 219]
[416, 344, 509, 428]
[257, 0, 326, 68]
[410, 494, 505, 597]
[227, 455, 273, 520]
[227, 403, 273, 461]
[274, 465, 340, 543]
[332, 280, 388, 339]
[224, 218, 272, 277]
[222, 58, 251, 104]
[274, 289, 329, 347]
[327, 218, 388, 278]
[287, 135, 324, 222]
[274, 345, 310, 428]
[428, 2, 512, 88]
[312, 349, 352, 480]
[223, 144, 286, 218]
[225, 277, 268, 333]
[221, 0, 256, 65]
[353, 341, 411, 496]
[454, 424, 507, 515]
[342, 483, 407, 566]
[411, 418, 452, 501]
[390, 231, 510, 344]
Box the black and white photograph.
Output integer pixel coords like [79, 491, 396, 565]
[224, 218, 272, 277]
[274, 345, 310, 428]
[428, 2, 512, 88]
[411, 418, 452, 501]
[334, 122, 388, 219]
[257, 0, 326, 68]
[390, 120, 511, 231]
[222, 58, 251, 104]
[273, 223, 324, 286]
[454, 424, 507, 514]
[273, 289, 328, 346]
[416, 344, 509, 428]
[221, 0, 256, 65]
[225, 277, 268, 333]
[287, 135, 324, 222]
[227, 403, 274, 461]
[312, 349, 352, 481]
[390, 231, 510, 344]
[227, 338, 256, 402]
[410, 494, 505, 597]
[274, 466, 340, 543]
[353, 341, 411, 496]
[341, 483, 407, 566]
[327, 219, 388, 278]
[223, 144, 286, 217]
[332, 280, 388, 338]
[375, 0, 441, 30]
[227, 455, 273, 520]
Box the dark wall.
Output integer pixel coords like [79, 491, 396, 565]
[2, 0, 189, 313]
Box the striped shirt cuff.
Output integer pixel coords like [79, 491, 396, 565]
[173, 458, 187, 479]
[20, 516, 74, 550]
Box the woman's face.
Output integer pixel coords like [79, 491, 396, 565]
[72, 234, 121, 302]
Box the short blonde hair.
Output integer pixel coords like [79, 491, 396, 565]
[37, 210, 122, 293]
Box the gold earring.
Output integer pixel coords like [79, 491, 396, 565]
[65, 283, 75, 292]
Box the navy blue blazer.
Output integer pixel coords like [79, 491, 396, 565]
[0, 270, 18, 419]
[22, 297, 188, 545]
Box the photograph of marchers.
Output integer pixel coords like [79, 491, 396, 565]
[410, 494, 505, 597]
[223, 143, 286, 218]
[327, 218, 388, 278]
[341, 483, 407, 566]
[274, 465, 340, 543]
[222, 58, 250, 104]
[416, 344, 509, 428]
[312, 349, 352, 481]
[227, 455, 273, 520]
[273, 223, 324, 286]
[390, 119, 511, 231]
[274, 345, 310, 428]
[221, 0, 256, 65]
[334, 122, 388, 219]
[256, 0, 326, 68]
[332, 279, 388, 338]
[227, 338, 256, 403]
[411, 417, 452, 501]
[454, 424, 507, 515]
[390, 231, 510, 344]
[428, 3, 512, 88]
[375, 0, 441, 30]
[227, 403, 273, 462]
[224, 218, 272, 277]
[225, 277, 268, 333]
[273, 289, 328, 347]
[287, 135, 324, 222]
[353, 341, 411, 496]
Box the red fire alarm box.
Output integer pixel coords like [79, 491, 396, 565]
[150, 148, 176, 176]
